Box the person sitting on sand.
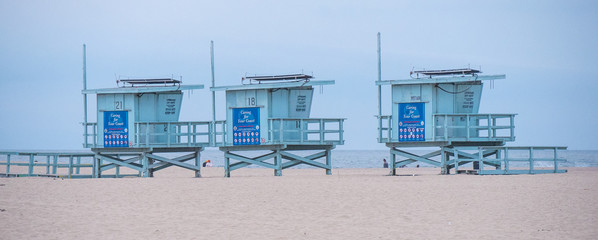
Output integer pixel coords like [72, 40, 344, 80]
[203, 160, 212, 167]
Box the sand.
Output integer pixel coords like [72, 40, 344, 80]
[0, 167, 597, 239]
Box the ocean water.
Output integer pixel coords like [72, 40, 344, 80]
[1, 150, 597, 169]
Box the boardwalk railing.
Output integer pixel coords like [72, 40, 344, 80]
[268, 118, 345, 145]
[476, 146, 567, 175]
[84, 121, 226, 148]
[0, 152, 96, 178]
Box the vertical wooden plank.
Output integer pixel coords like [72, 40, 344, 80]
[274, 150, 282, 176]
[115, 154, 120, 178]
[76, 156, 81, 174]
[325, 148, 332, 175]
[6, 154, 10, 174]
[454, 149, 460, 173]
[496, 149, 502, 170]
[142, 153, 149, 178]
[279, 119, 283, 143]
[300, 119, 304, 144]
[466, 114, 470, 141]
[492, 116, 497, 138]
[224, 152, 230, 178]
[52, 155, 58, 174]
[486, 115, 491, 140]
[529, 147, 534, 174]
[510, 115, 515, 140]
[96, 155, 102, 178]
[443, 115, 448, 141]
[68, 156, 73, 178]
[137, 155, 142, 176]
[478, 148, 484, 175]
[440, 147, 447, 175]
[28, 154, 34, 176]
[46, 156, 50, 174]
[195, 150, 201, 178]
[339, 119, 344, 144]
[319, 119, 324, 144]
[553, 147, 558, 173]
[92, 155, 96, 178]
[147, 157, 154, 177]
[390, 149, 396, 176]
[505, 148, 510, 174]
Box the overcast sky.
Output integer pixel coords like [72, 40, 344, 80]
[1, 0, 597, 150]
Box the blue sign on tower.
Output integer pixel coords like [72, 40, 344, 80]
[104, 111, 129, 147]
[398, 103, 425, 142]
[233, 107, 260, 145]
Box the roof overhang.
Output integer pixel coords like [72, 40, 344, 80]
[82, 84, 204, 94]
[376, 74, 506, 86]
[211, 80, 335, 91]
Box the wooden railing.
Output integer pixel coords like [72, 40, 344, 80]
[268, 118, 345, 145]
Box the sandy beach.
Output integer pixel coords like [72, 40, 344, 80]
[0, 167, 597, 239]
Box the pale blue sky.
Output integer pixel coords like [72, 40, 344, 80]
[1, 0, 597, 150]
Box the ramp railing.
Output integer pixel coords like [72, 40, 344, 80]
[0, 152, 96, 178]
[476, 146, 567, 175]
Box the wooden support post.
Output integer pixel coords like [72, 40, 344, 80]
[325, 148, 332, 175]
[505, 148, 510, 174]
[68, 156, 73, 178]
[46, 156, 50, 174]
[274, 150, 282, 176]
[92, 155, 96, 178]
[529, 147, 534, 174]
[441, 147, 448, 175]
[76, 156, 81, 174]
[6, 154, 10, 174]
[28, 154, 34, 176]
[390, 149, 396, 176]
[137, 157, 142, 176]
[473, 151, 480, 170]
[148, 157, 155, 177]
[478, 149, 484, 174]
[52, 155, 58, 174]
[94, 155, 102, 178]
[454, 149, 460, 174]
[224, 152, 230, 178]
[496, 149, 502, 170]
[195, 150, 201, 178]
[142, 153, 150, 178]
[115, 154, 120, 178]
[553, 147, 558, 173]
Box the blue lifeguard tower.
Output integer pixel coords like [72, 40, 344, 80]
[211, 74, 344, 177]
[375, 33, 566, 175]
[81, 45, 224, 178]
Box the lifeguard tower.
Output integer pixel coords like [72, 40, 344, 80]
[375, 33, 566, 175]
[211, 74, 344, 177]
[82, 66, 225, 177]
